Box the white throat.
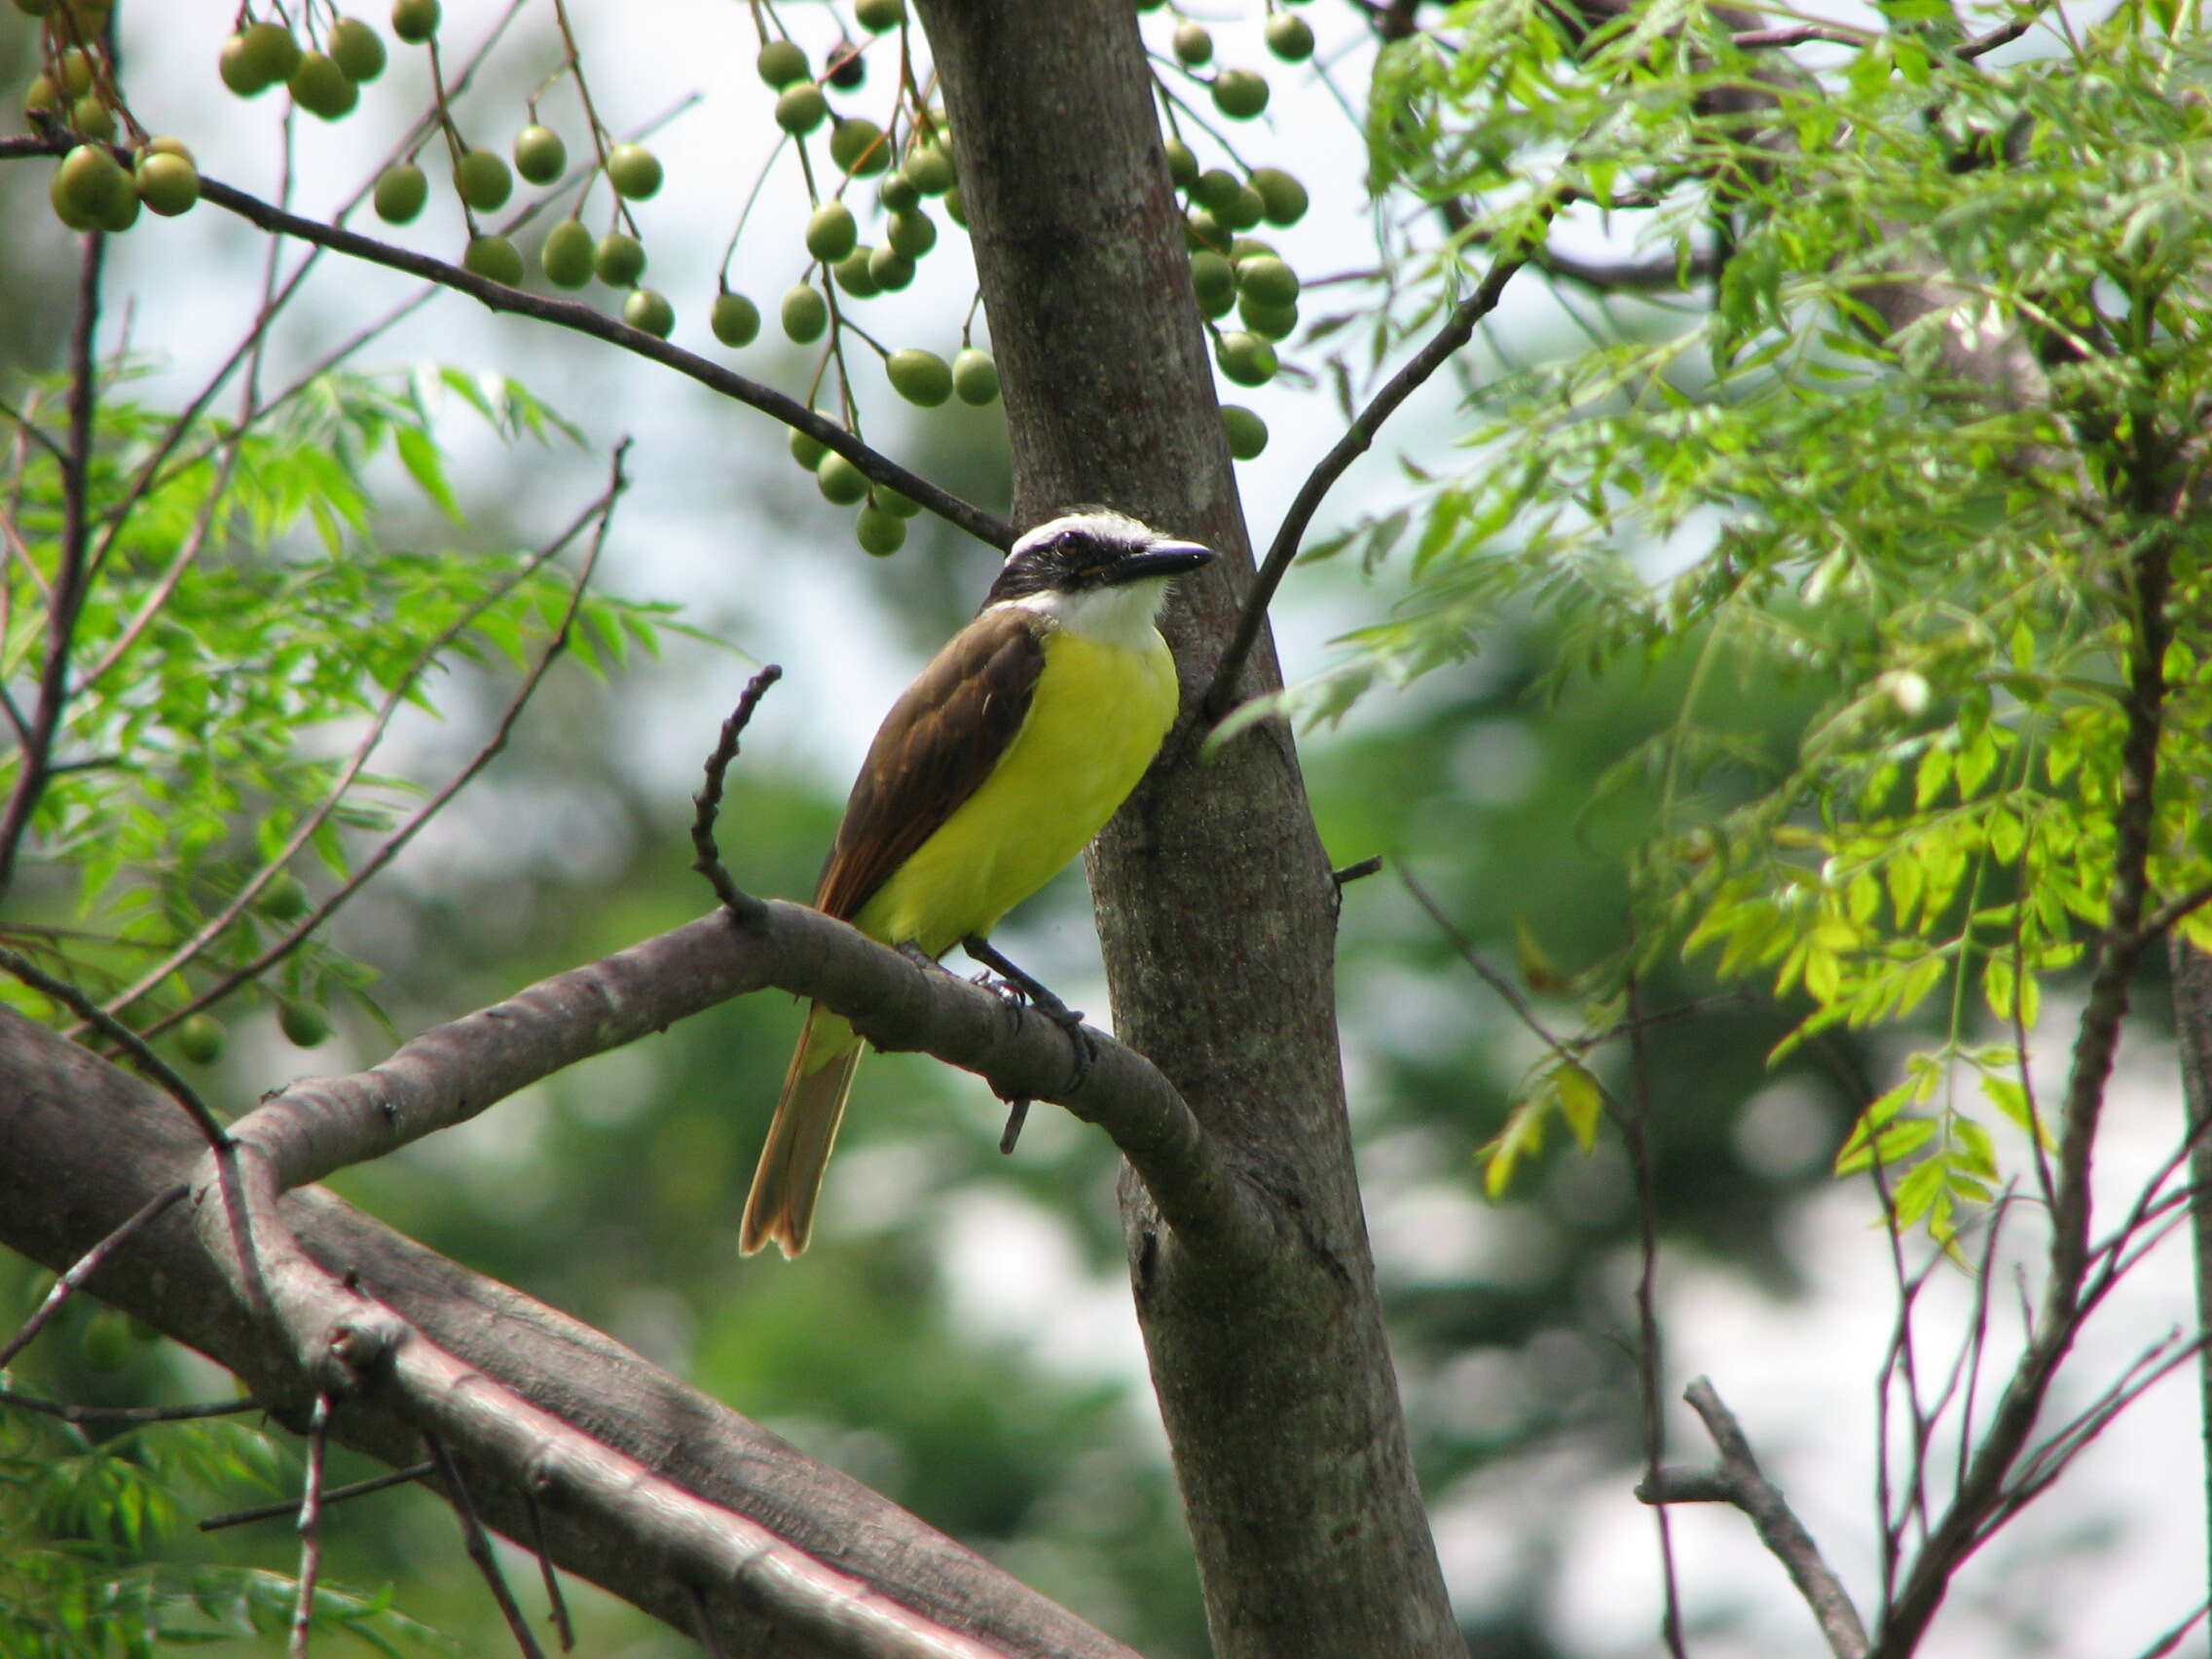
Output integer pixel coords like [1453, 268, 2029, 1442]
[993, 578, 1171, 649]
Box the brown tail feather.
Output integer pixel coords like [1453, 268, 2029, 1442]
[740, 1004, 863, 1258]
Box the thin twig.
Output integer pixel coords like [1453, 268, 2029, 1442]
[0, 947, 226, 1145]
[687, 1583, 727, 1659]
[0, 227, 104, 902]
[1640, 1378, 1871, 1659]
[1624, 973, 1688, 1659]
[426, 1434, 549, 1659]
[201, 1461, 436, 1532]
[0, 1386, 262, 1424]
[1202, 206, 1556, 719]
[0, 1183, 186, 1370]
[287, 1391, 333, 1659]
[522, 1489, 575, 1652]
[689, 665, 785, 926]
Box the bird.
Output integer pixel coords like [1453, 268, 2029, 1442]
[740, 507, 1216, 1258]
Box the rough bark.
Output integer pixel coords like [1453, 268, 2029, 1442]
[913, 4, 1460, 1656]
[0, 1005, 1137, 1659]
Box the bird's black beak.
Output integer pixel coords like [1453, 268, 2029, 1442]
[1112, 539, 1215, 582]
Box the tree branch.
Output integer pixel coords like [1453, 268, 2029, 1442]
[1640, 1377, 1871, 1659]
[1202, 216, 1550, 719]
[0, 1010, 1142, 1659]
[0, 138, 1011, 548]
[215, 889, 1243, 1250]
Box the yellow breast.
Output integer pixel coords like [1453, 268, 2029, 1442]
[853, 623, 1178, 956]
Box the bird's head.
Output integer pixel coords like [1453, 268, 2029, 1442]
[983, 508, 1215, 620]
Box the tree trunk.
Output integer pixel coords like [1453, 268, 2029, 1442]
[913, 5, 1461, 1655]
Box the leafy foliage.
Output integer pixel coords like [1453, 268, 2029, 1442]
[0, 1400, 461, 1659]
[0, 360, 671, 1052]
[1330, 0, 2212, 1235]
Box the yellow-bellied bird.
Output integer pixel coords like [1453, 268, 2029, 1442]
[740, 508, 1215, 1258]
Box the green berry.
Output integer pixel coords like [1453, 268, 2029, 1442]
[24, 75, 62, 125]
[54, 143, 130, 231]
[1173, 21, 1213, 63]
[241, 22, 302, 85]
[453, 148, 512, 210]
[1190, 249, 1235, 304]
[775, 83, 828, 135]
[374, 161, 427, 223]
[1219, 185, 1266, 231]
[1212, 68, 1270, 119]
[1163, 137, 1198, 191]
[58, 48, 94, 95]
[257, 872, 310, 921]
[1193, 166, 1240, 211]
[80, 1309, 131, 1370]
[70, 94, 114, 141]
[711, 290, 760, 347]
[816, 452, 868, 505]
[885, 347, 952, 407]
[540, 218, 594, 286]
[512, 124, 567, 184]
[855, 0, 905, 32]
[1238, 294, 1298, 339]
[878, 170, 921, 213]
[133, 154, 200, 217]
[144, 134, 196, 162]
[624, 287, 675, 337]
[390, 0, 439, 43]
[756, 39, 808, 88]
[1250, 166, 1308, 225]
[218, 29, 279, 96]
[1216, 331, 1277, 386]
[1185, 208, 1226, 249]
[886, 208, 937, 258]
[789, 425, 829, 469]
[462, 233, 524, 286]
[1197, 281, 1236, 320]
[872, 485, 922, 517]
[781, 282, 829, 342]
[593, 232, 646, 287]
[903, 140, 954, 195]
[943, 187, 967, 227]
[1265, 13, 1314, 60]
[175, 1014, 226, 1065]
[289, 53, 356, 121]
[829, 116, 889, 175]
[827, 43, 866, 89]
[805, 201, 859, 263]
[330, 17, 387, 82]
[1231, 236, 1279, 261]
[1237, 254, 1300, 307]
[49, 166, 95, 232]
[278, 1000, 329, 1048]
[832, 247, 880, 297]
[952, 348, 1000, 405]
[867, 244, 915, 291]
[856, 504, 906, 555]
[607, 143, 663, 200]
[1221, 404, 1269, 460]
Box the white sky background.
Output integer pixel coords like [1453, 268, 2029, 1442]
[42, 1, 2210, 1653]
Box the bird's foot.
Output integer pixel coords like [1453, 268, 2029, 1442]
[962, 935, 1097, 1094]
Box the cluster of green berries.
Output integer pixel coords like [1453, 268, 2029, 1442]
[1162, 139, 1307, 433]
[788, 424, 928, 557]
[20, 28, 203, 231]
[217, 13, 387, 119]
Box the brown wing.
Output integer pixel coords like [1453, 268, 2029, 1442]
[813, 607, 1045, 922]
